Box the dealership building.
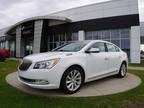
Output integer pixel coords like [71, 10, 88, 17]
[0, 0, 143, 63]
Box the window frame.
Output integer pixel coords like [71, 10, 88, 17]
[87, 42, 106, 53]
[115, 46, 120, 52]
[106, 43, 117, 52]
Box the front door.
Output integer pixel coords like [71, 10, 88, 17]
[86, 42, 109, 80]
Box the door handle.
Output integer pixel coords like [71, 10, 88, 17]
[104, 57, 109, 60]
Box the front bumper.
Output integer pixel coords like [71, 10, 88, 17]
[18, 64, 65, 89]
[18, 77, 58, 89]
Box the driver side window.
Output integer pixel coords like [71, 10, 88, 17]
[90, 42, 105, 52]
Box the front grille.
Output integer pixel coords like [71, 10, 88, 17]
[19, 59, 32, 71]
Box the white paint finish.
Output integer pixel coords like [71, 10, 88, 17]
[50, 0, 139, 22]
[18, 40, 128, 92]
[130, 26, 141, 63]
[78, 31, 85, 41]
[86, 52, 109, 79]
[33, 20, 43, 54]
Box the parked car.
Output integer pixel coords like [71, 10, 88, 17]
[0, 50, 10, 62]
[18, 40, 128, 94]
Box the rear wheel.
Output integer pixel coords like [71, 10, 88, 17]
[60, 66, 84, 94]
[117, 63, 127, 78]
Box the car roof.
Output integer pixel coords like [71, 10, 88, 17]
[81, 40, 120, 48]
[79, 40, 111, 44]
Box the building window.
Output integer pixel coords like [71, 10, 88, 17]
[111, 29, 120, 39]
[93, 31, 101, 40]
[101, 30, 110, 40]
[85, 28, 130, 59]
[120, 28, 130, 39]
[111, 40, 120, 47]
[9, 41, 15, 57]
[47, 32, 78, 51]
[85, 28, 130, 48]
[72, 33, 78, 41]
[121, 39, 130, 49]
[85, 32, 93, 40]
[0, 41, 6, 50]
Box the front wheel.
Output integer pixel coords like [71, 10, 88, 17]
[117, 63, 127, 78]
[60, 67, 84, 94]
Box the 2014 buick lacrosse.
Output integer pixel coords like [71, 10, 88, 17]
[18, 40, 128, 94]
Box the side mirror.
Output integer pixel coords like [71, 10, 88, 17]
[85, 48, 100, 53]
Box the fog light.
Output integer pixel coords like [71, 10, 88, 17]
[34, 80, 49, 85]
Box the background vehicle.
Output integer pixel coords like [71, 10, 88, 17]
[0, 50, 10, 62]
[18, 40, 128, 94]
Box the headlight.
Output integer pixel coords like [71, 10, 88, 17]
[33, 58, 60, 69]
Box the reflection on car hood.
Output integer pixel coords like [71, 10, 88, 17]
[24, 52, 74, 62]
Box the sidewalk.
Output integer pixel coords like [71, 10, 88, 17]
[128, 67, 144, 71]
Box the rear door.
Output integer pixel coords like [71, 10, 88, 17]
[106, 43, 121, 73]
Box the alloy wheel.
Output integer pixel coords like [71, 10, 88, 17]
[121, 64, 126, 77]
[66, 70, 82, 91]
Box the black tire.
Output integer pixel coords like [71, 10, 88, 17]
[117, 63, 127, 78]
[60, 66, 84, 94]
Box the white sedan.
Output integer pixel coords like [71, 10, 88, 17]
[18, 40, 128, 94]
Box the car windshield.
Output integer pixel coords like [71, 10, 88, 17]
[52, 41, 89, 52]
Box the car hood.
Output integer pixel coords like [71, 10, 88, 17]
[24, 52, 74, 62]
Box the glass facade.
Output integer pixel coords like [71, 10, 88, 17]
[47, 32, 78, 51]
[9, 41, 15, 57]
[85, 28, 130, 58]
[0, 41, 6, 50]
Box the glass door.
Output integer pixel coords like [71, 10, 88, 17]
[24, 39, 33, 56]
[9, 41, 15, 57]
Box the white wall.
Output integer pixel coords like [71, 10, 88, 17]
[33, 20, 43, 54]
[78, 31, 85, 41]
[5, 41, 9, 50]
[130, 26, 141, 63]
[140, 22, 144, 37]
[16, 26, 22, 57]
[50, 0, 139, 22]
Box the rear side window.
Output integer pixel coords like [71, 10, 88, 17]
[106, 43, 116, 52]
[90, 42, 105, 52]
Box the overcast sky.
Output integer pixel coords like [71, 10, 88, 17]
[0, 0, 143, 29]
